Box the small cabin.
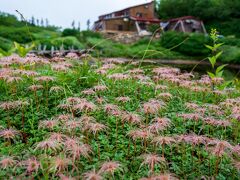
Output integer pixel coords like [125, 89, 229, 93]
[93, 1, 161, 36]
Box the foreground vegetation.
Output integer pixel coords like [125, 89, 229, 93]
[0, 53, 239, 179]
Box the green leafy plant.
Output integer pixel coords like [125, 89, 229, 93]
[205, 29, 228, 80]
[14, 42, 35, 57]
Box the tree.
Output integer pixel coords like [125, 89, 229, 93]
[86, 19, 91, 30]
[41, 18, 44, 27]
[45, 18, 49, 27]
[62, 28, 79, 37]
[31, 16, 35, 25]
[77, 22, 81, 31]
[36, 19, 39, 26]
[71, 20, 75, 29]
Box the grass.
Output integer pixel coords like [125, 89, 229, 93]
[0, 55, 239, 179]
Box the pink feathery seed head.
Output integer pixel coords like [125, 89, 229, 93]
[95, 69, 107, 75]
[147, 123, 167, 134]
[140, 173, 179, 180]
[232, 145, 240, 156]
[57, 103, 72, 111]
[64, 137, 80, 149]
[82, 89, 96, 95]
[39, 119, 58, 130]
[49, 133, 67, 143]
[50, 57, 65, 62]
[177, 73, 194, 80]
[73, 101, 97, 112]
[34, 76, 55, 82]
[212, 77, 224, 84]
[49, 155, 73, 173]
[128, 68, 144, 74]
[51, 64, 70, 72]
[155, 85, 168, 91]
[83, 169, 102, 180]
[99, 161, 121, 175]
[66, 144, 92, 161]
[195, 107, 206, 115]
[132, 74, 150, 81]
[84, 122, 108, 136]
[183, 134, 207, 146]
[95, 97, 105, 104]
[232, 107, 240, 114]
[115, 96, 131, 103]
[152, 136, 176, 146]
[0, 101, 18, 111]
[55, 114, 72, 122]
[58, 174, 76, 180]
[207, 139, 233, 157]
[203, 117, 231, 127]
[139, 153, 166, 171]
[107, 73, 131, 80]
[233, 161, 240, 171]
[0, 128, 20, 140]
[121, 112, 142, 125]
[66, 97, 84, 105]
[185, 102, 199, 110]
[50, 86, 64, 93]
[65, 120, 82, 131]
[21, 157, 40, 173]
[4, 76, 23, 83]
[190, 86, 210, 92]
[152, 67, 180, 76]
[79, 115, 96, 125]
[152, 117, 171, 126]
[212, 90, 225, 96]
[0, 156, 17, 169]
[101, 64, 116, 70]
[28, 84, 44, 91]
[157, 93, 173, 101]
[127, 129, 153, 141]
[93, 85, 108, 92]
[35, 139, 61, 152]
[143, 99, 165, 115]
[204, 104, 221, 112]
[104, 104, 119, 113]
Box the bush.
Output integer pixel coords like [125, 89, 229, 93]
[220, 45, 240, 63]
[0, 26, 34, 43]
[0, 36, 13, 51]
[78, 31, 102, 43]
[62, 28, 80, 37]
[160, 31, 211, 56]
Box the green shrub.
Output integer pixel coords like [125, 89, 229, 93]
[160, 31, 211, 56]
[220, 45, 240, 63]
[0, 36, 13, 51]
[220, 37, 240, 47]
[62, 28, 80, 37]
[78, 31, 102, 43]
[0, 26, 34, 43]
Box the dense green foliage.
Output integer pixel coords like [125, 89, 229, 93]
[156, 0, 240, 37]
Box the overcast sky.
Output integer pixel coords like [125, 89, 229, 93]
[1, 0, 151, 29]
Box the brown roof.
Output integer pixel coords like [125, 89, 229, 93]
[99, 1, 154, 19]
